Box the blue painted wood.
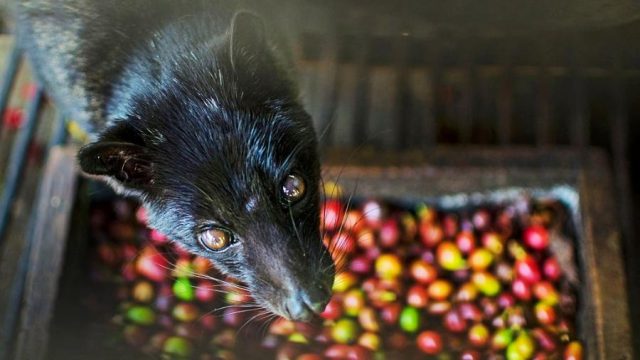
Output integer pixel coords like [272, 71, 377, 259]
[0, 45, 21, 133]
[0, 86, 44, 243]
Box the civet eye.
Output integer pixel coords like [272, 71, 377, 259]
[282, 174, 306, 203]
[199, 227, 233, 251]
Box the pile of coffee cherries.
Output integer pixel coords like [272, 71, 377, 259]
[90, 186, 584, 360]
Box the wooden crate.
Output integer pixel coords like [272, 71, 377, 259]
[322, 147, 631, 359]
[1, 146, 629, 359]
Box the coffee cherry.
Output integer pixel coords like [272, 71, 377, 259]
[163, 336, 193, 358]
[428, 280, 453, 301]
[468, 323, 490, 347]
[456, 230, 476, 254]
[491, 328, 514, 350]
[482, 232, 504, 255]
[419, 222, 444, 248]
[173, 277, 195, 301]
[564, 341, 583, 360]
[343, 289, 366, 317]
[132, 281, 154, 303]
[331, 319, 359, 344]
[523, 225, 549, 250]
[333, 272, 358, 293]
[399, 306, 421, 333]
[410, 260, 438, 284]
[472, 271, 501, 297]
[320, 297, 343, 321]
[126, 306, 156, 326]
[375, 254, 403, 280]
[515, 256, 542, 284]
[468, 248, 494, 271]
[508, 331, 535, 360]
[417, 331, 442, 355]
[534, 302, 557, 326]
[380, 303, 402, 325]
[543, 257, 562, 282]
[379, 219, 401, 248]
[358, 307, 380, 332]
[443, 308, 467, 333]
[195, 280, 216, 303]
[451, 283, 477, 303]
[358, 332, 380, 351]
[533, 281, 559, 305]
[331, 232, 357, 254]
[532, 328, 557, 352]
[321, 199, 344, 231]
[135, 246, 169, 282]
[407, 284, 429, 308]
[512, 278, 532, 301]
[172, 303, 199, 322]
[437, 241, 467, 271]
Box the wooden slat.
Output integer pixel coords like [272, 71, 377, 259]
[351, 34, 371, 147]
[536, 67, 552, 146]
[394, 36, 410, 150]
[14, 147, 78, 360]
[609, 37, 638, 355]
[569, 37, 589, 147]
[497, 66, 513, 145]
[425, 40, 441, 148]
[0, 88, 43, 242]
[0, 39, 20, 134]
[317, 30, 340, 147]
[407, 68, 434, 148]
[368, 66, 397, 149]
[458, 44, 475, 144]
[333, 64, 358, 147]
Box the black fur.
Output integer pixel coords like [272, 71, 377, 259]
[16, 0, 334, 321]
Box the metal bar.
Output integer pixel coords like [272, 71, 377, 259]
[0, 86, 43, 244]
[0, 45, 21, 133]
[48, 112, 67, 149]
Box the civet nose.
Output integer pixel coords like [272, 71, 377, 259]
[284, 284, 331, 321]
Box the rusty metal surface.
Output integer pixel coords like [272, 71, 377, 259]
[323, 147, 632, 360]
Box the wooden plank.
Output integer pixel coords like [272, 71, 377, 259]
[425, 40, 441, 148]
[0, 88, 43, 242]
[351, 34, 371, 147]
[458, 43, 475, 144]
[14, 146, 78, 360]
[0, 146, 43, 360]
[580, 151, 632, 359]
[393, 36, 410, 150]
[407, 68, 435, 148]
[316, 31, 340, 148]
[0, 37, 19, 134]
[332, 64, 357, 147]
[609, 38, 638, 356]
[569, 37, 589, 147]
[497, 44, 513, 145]
[368, 66, 397, 149]
[536, 68, 552, 146]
